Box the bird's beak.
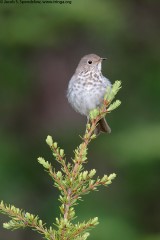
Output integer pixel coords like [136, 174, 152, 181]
[101, 57, 107, 61]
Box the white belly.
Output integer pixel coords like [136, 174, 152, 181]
[68, 77, 111, 116]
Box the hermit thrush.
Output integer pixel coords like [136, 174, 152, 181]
[67, 54, 111, 135]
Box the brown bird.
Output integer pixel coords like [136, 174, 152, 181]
[67, 54, 111, 135]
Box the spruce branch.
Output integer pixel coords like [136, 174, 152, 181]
[0, 80, 122, 240]
[0, 201, 55, 240]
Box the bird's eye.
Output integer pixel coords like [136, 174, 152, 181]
[88, 60, 92, 64]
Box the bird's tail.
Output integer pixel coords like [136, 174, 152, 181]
[94, 117, 111, 135]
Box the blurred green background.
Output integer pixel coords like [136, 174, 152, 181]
[0, 0, 160, 239]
